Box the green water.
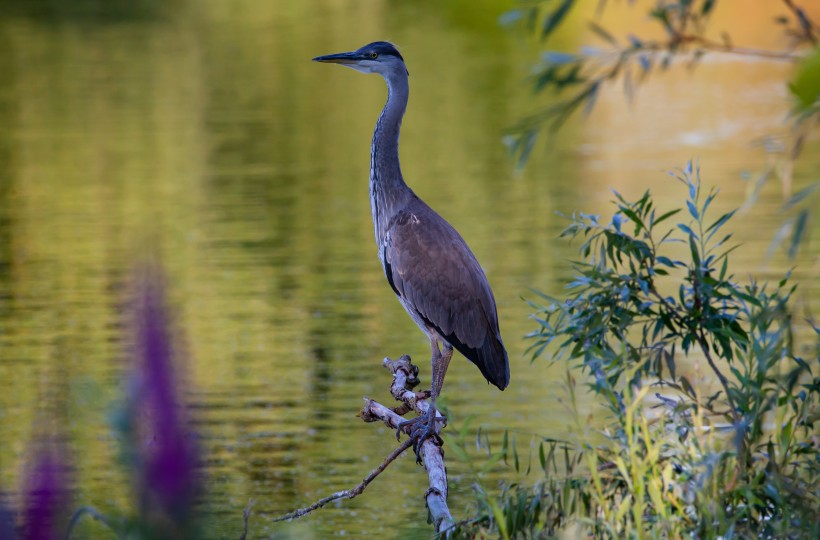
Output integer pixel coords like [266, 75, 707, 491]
[0, 1, 816, 538]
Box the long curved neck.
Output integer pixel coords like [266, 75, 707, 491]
[371, 70, 412, 246]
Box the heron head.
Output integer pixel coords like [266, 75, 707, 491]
[313, 41, 409, 77]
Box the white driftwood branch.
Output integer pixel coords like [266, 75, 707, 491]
[270, 354, 455, 535]
[361, 355, 454, 533]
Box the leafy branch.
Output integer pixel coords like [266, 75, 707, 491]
[451, 162, 819, 538]
[526, 162, 813, 465]
[502, 0, 820, 167]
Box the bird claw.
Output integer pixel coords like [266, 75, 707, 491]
[410, 420, 444, 463]
[397, 409, 446, 464]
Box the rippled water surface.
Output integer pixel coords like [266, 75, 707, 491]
[0, 1, 817, 538]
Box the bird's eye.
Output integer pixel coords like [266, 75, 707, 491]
[368, 52, 378, 59]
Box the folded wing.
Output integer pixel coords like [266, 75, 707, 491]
[382, 202, 509, 390]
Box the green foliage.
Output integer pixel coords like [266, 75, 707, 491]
[449, 163, 819, 539]
[501, 1, 820, 261]
[790, 47, 820, 113]
[502, 0, 819, 163]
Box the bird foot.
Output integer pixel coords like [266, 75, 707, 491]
[396, 408, 447, 464]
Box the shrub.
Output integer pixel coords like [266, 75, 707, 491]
[451, 163, 819, 539]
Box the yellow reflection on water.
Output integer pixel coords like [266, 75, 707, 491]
[0, 1, 816, 538]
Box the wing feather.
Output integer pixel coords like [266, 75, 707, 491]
[382, 201, 509, 389]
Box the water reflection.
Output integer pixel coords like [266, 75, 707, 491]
[0, 0, 816, 538]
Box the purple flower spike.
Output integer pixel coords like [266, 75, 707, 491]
[19, 448, 69, 540]
[131, 263, 201, 527]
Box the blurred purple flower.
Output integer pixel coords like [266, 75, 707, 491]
[0, 493, 18, 540]
[18, 448, 69, 540]
[130, 264, 201, 527]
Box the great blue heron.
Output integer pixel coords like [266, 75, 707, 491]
[313, 41, 509, 460]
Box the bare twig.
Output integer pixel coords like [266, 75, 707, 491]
[65, 506, 121, 539]
[681, 35, 804, 61]
[271, 439, 413, 523]
[238, 499, 253, 540]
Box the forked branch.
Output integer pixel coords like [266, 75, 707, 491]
[270, 355, 455, 534]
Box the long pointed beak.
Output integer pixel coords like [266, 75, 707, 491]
[312, 51, 365, 64]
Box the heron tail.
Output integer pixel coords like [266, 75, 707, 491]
[457, 331, 509, 391]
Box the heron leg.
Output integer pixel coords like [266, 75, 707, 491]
[430, 339, 453, 401]
[398, 336, 452, 463]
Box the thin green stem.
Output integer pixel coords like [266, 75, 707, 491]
[694, 327, 739, 425]
[646, 285, 740, 424]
